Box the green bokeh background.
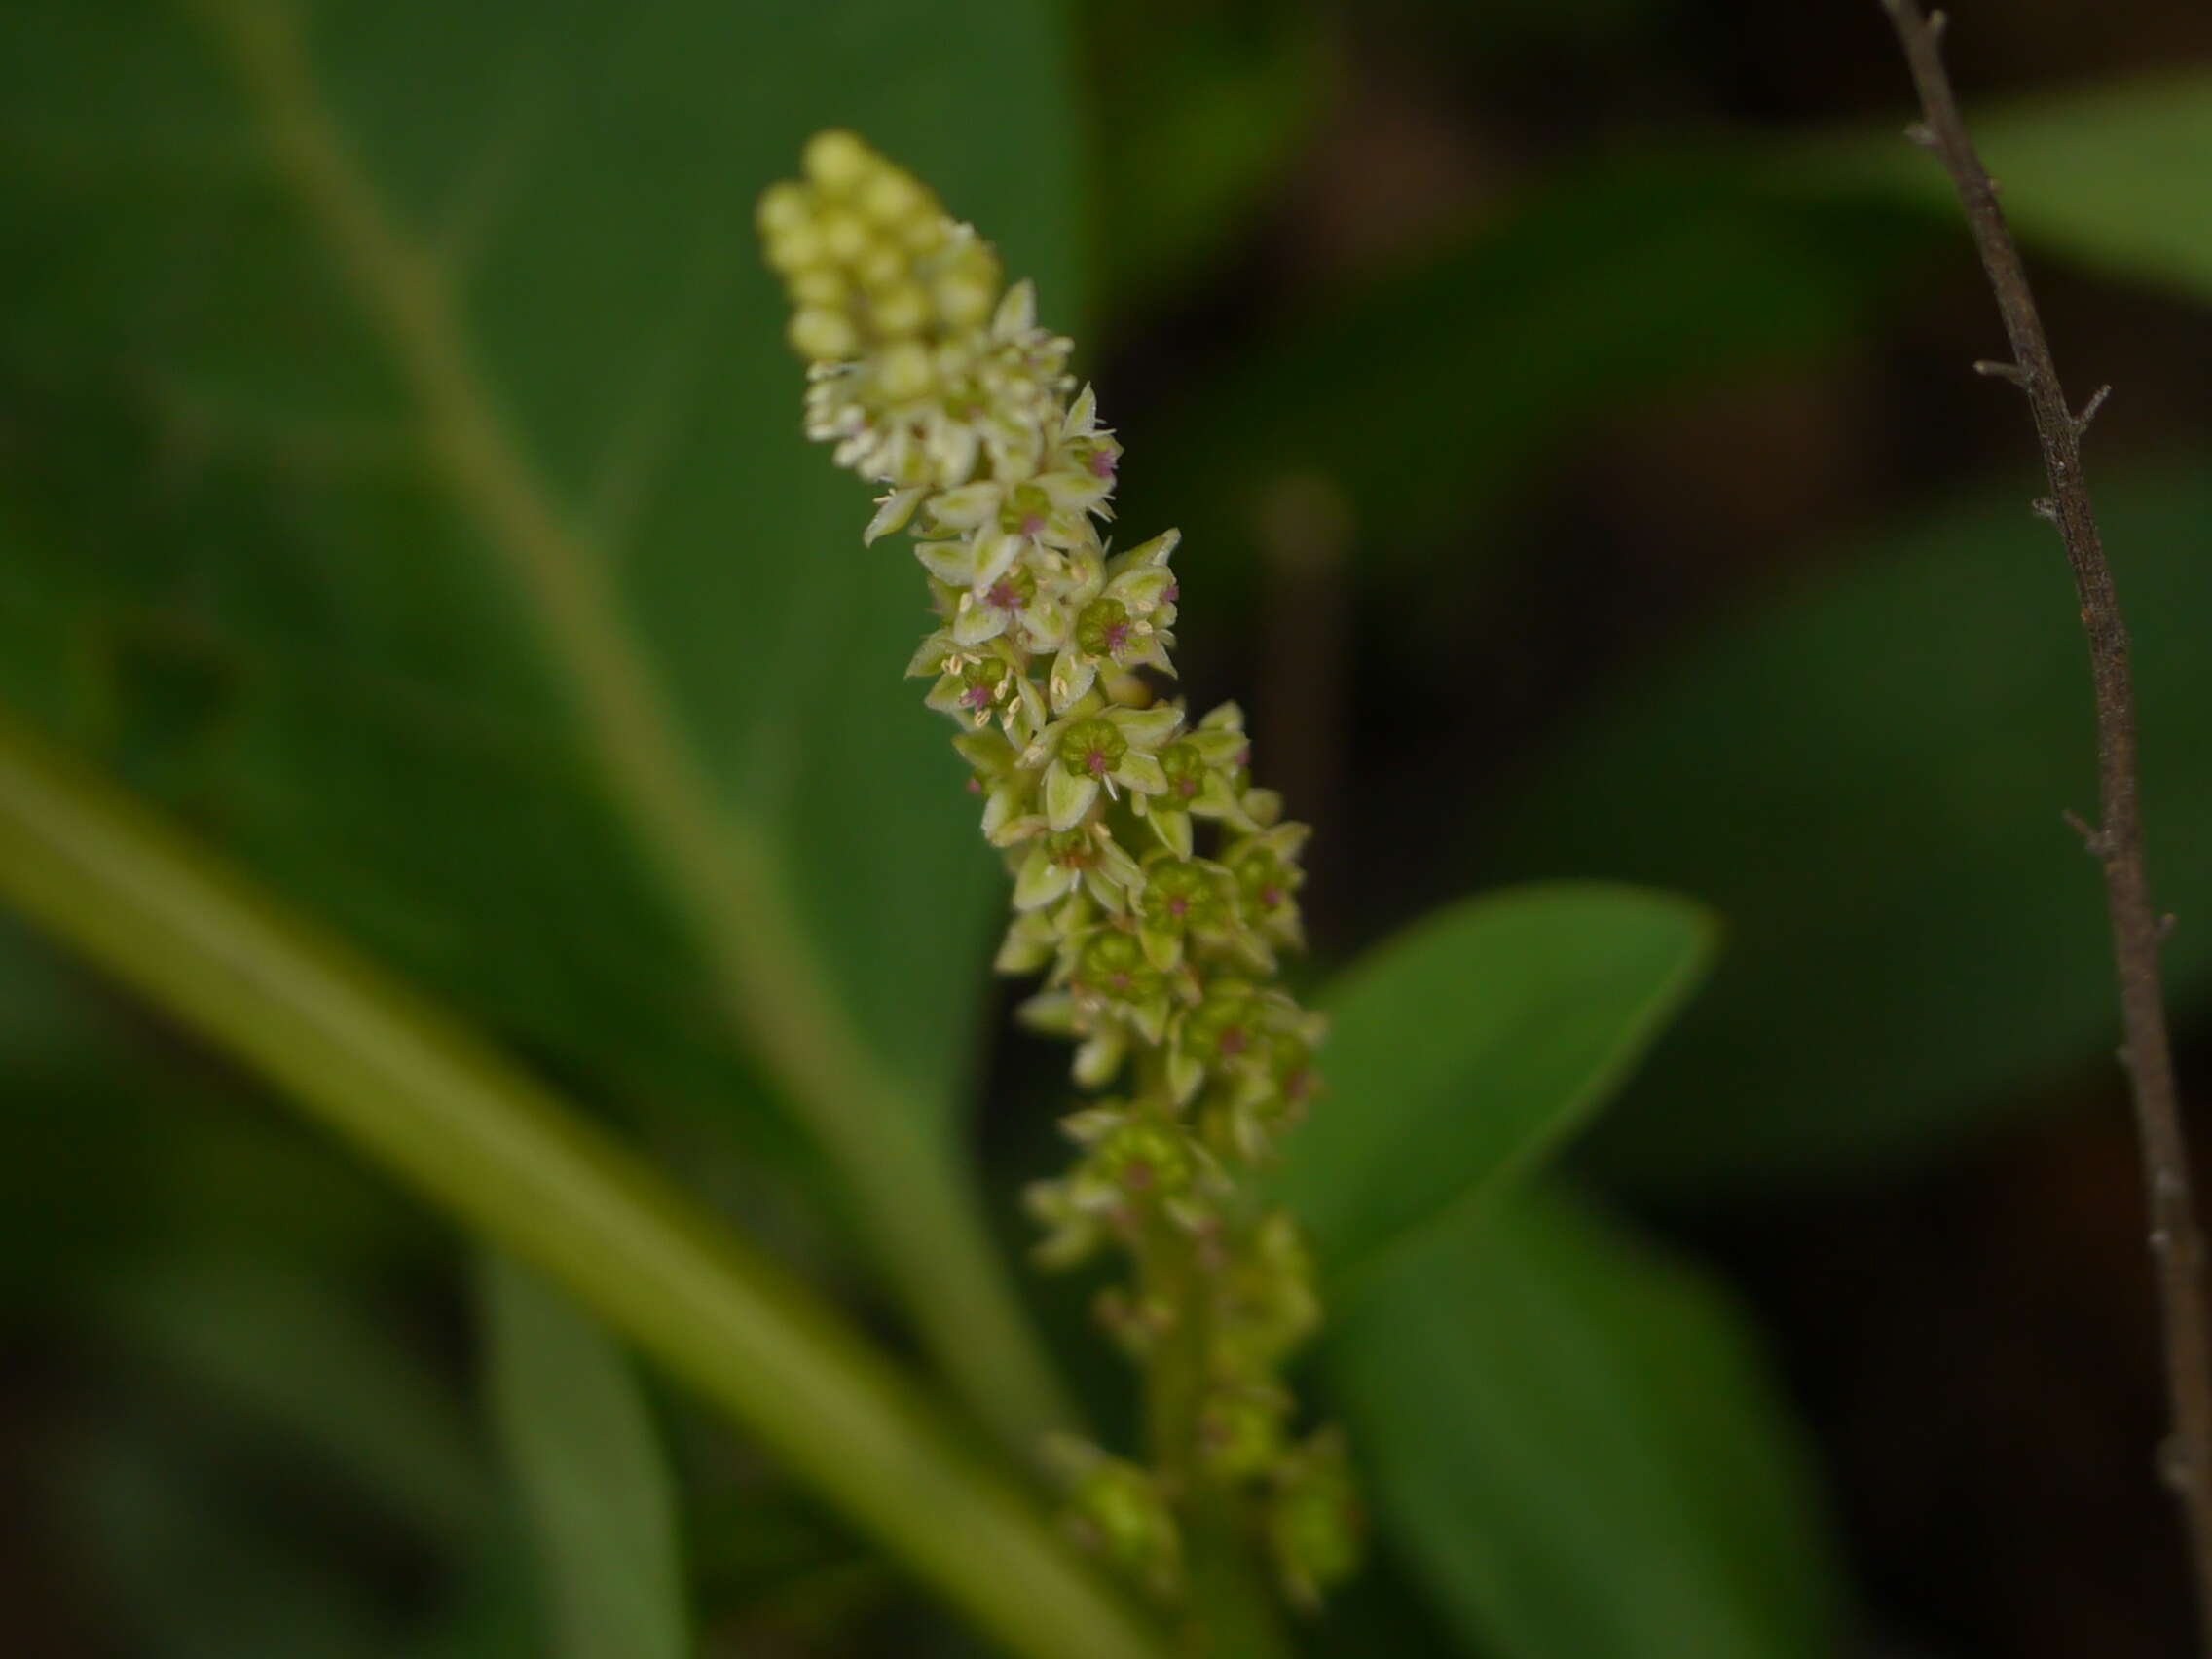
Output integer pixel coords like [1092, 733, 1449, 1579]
[5, 0, 2211, 1655]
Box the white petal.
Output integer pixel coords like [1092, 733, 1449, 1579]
[995, 915, 1056, 975]
[972, 532, 1023, 590]
[1108, 704, 1184, 751]
[994, 278, 1038, 337]
[1073, 1029, 1127, 1089]
[952, 595, 1010, 646]
[1066, 384, 1098, 435]
[914, 536, 985, 587]
[1019, 595, 1071, 653]
[864, 487, 925, 545]
[1048, 646, 1096, 713]
[905, 632, 957, 678]
[932, 422, 979, 487]
[1114, 752, 1167, 795]
[1044, 765, 1100, 831]
[928, 482, 1002, 530]
[979, 778, 1028, 841]
[1014, 845, 1080, 912]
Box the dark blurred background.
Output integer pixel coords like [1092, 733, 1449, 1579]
[5, 0, 2212, 1654]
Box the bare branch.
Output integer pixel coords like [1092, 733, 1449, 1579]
[1879, 2, 2212, 1645]
[2077, 383, 2114, 435]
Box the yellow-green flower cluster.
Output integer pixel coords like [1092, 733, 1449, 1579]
[760, 130, 1358, 1608]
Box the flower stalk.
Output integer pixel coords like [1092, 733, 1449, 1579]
[759, 131, 1361, 1612]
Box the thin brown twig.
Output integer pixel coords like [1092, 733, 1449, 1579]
[1877, 3, 2212, 1644]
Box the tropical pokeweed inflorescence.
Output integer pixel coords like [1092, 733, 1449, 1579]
[757, 129, 1359, 1610]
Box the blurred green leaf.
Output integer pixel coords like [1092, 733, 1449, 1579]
[1115, 153, 1932, 613]
[70, 1422, 394, 1659]
[0, 0, 1085, 1441]
[94, 1250, 493, 1554]
[1327, 1184, 1840, 1659]
[482, 1253, 689, 1659]
[1088, 0, 1333, 321]
[1278, 883, 1714, 1274]
[0, 708, 1159, 1659]
[1805, 71, 2212, 306]
[0, 0, 1085, 1132]
[1484, 467, 2212, 1192]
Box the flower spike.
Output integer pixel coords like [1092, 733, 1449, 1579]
[759, 131, 1360, 1610]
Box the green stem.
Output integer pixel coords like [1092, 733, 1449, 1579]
[186, 0, 1069, 1452]
[1139, 1201, 1294, 1659]
[0, 706, 1159, 1659]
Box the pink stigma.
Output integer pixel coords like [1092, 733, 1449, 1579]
[1176, 777, 1198, 798]
[1217, 1027, 1248, 1057]
[1166, 895, 1188, 918]
[1090, 451, 1118, 479]
[1261, 886, 1282, 908]
[1087, 748, 1110, 776]
[1102, 620, 1131, 654]
[1161, 584, 1179, 604]
[960, 684, 993, 709]
[986, 579, 1024, 610]
[1020, 512, 1047, 537]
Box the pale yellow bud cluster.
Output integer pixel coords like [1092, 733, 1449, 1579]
[757, 129, 1004, 402]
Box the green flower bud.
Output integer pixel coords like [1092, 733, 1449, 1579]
[1066, 1454, 1182, 1593]
[871, 280, 932, 338]
[1160, 742, 1206, 799]
[1077, 597, 1136, 660]
[876, 339, 934, 401]
[1057, 717, 1127, 780]
[1141, 859, 1229, 935]
[816, 206, 870, 264]
[787, 307, 858, 361]
[1090, 1118, 1194, 1198]
[1267, 1431, 1363, 1609]
[1078, 930, 1161, 1004]
[802, 128, 875, 193]
[859, 165, 931, 226]
[763, 220, 825, 275]
[786, 265, 849, 310]
[1198, 1383, 1290, 1480]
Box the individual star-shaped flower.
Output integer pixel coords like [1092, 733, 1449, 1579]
[1133, 700, 1257, 857]
[910, 632, 1046, 740]
[1163, 977, 1322, 1108]
[1021, 699, 1183, 830]
[1013, 823, 1145, 916]
[1054, 384, 1124, 497]
[1134, 852, 1237, 972]
[1226, 821, 1313, 954]
[1046, 531, 1182, 712]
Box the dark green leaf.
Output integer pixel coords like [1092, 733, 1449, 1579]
[1802, 72, 2212, 306]
[68, 1423, 394, 1659]
[94, 1250, 492, 1554]
[1327, 1184, 1841, 1659]
[1278, 882, 1714, 1275]
[481, 1252, 688, 1659]
[1115, 153, 1932, 615]
[1087, 0, 1333, 322]
[0, 0, 1087, 1132]
[1484, 468, 2212, 1192]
